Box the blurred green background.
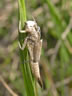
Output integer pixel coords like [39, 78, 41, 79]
[0, 0, 72, 96]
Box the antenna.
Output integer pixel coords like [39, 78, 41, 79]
[32, 16, 36, 23]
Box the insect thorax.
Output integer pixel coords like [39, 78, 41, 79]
[28, 31, 40, 43]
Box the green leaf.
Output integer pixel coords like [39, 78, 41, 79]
[18, 0, 36, 96]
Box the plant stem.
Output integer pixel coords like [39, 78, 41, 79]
[18, 0, 36, 96]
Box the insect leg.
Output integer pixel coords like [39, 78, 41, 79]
[18, 37, 28, 50]
[19, 21, 26, 33]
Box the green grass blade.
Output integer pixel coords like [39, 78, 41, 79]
[18, 0, 36, 96]
[45, 0, 66, 38]
[46, 0, 64, 28]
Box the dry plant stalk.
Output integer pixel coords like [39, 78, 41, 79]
[0, 76, 18, 96]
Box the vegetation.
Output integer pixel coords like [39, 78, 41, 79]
[18, 0, 36, 96]
[0, 0, 72, 96]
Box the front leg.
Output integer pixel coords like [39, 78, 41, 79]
[19, 21, 26, 33]
[18, 37, 28, 50]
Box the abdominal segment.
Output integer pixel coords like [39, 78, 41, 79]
[27, 40, 43, 87]
[30, 61, 43, 88]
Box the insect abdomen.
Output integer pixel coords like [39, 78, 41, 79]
[30, 61, 43, 88]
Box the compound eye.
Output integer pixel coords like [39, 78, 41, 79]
[34, 24, 37, 31]
[38, 26, 40, 31]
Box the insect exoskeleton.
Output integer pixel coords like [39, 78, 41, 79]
[25, 21, 37, 33]
[19, 20, 43, 88]
[30, 61, 43, 88]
